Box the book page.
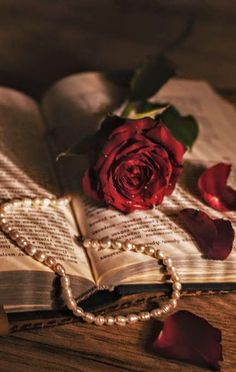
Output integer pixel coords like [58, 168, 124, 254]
[0, 88, 94, 310]
[42, 74, 236, 287]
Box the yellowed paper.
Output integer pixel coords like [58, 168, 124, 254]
[0, 88, 94, 284]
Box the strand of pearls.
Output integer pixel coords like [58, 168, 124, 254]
[0, 197, 182, 326]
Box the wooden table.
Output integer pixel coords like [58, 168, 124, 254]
[0, 1, 235, 371]
[0, 293, 235, 371]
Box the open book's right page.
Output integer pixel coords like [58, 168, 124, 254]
[43, 75, 236, 288]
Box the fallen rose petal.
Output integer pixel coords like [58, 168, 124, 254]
[179, 209, 234, 260]
[198, 163, 236, 211]
[153, 310, 223, 370]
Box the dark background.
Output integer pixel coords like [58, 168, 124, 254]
[0, 3, 236, 371]
[0, 0, 235, 98]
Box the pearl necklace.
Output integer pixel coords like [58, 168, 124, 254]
[0, 196, 182, 326]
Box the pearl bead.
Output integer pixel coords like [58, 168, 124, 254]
[101, 237, 112, 249]
[155, 250, 166, 260]
[139, 312, 151, 321]
[111, 240, 122, 249]
[33, 198, 42, 207]
[163, 258, 173, 267]
[83, 238, 92, 248]
[145, 246, 155, 256]
[23, 198, 32, 207]
[172, 290, 180, 300]
[94, 315, 105, 326]
[123, 241, 134, 251]
[42, 198, 51, 207]
[13, 200, 21, 208]
[24, 245, 37, 256]
[16, 237, 28, 248]
[135, 244, 145, 253]
[91, 239, 100, 249]
[1, 223, 12, 233]
[172, 273, 180, 282]
[54, 263, 65, 276]
[173, 282, 182, 291]
[0, 217, 8, 225]
[161, 304, 171, 314]
[61, 275, 70, 287]
[44, 256, 56, 267]
[66, 298, 77, 310]
[115, 315, 127, 326]
[63, 197, 71, 205]
[2, 204, 11, 212]
[151, 308, 163, 318]
[50, 199, 57, 207]
[106, 316, 115, 325]
[73, 307, 84, 317]
[57, 198, 66, 207]
[9, 229, 20, 240]
[127, 314, 139, 324]
[34, 251, 46, 262]
[168, 266, 177, 275]
[169, 299, 178, 309]
[84, 312, 95, 323]
[62, 287, 73, 299]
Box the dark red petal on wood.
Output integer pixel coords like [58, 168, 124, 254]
[179, 209, 234, 260]
[153, 310, 223, 370]
[198, 163, 236, 211]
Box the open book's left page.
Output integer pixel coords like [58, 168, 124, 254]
[0, 88, 95, 313]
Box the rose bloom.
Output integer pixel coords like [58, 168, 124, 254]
[83, 116, 186, 213]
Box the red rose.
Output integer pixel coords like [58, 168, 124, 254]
[83, 116, 186, 213]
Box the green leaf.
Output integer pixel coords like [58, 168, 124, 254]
[121, 101, 137, 117]
[133, 101, 199, 149]
[159, 105, 199, 149]
[129, 55, 175, 101]
[126, 101, 167, 119]
[129, 105, 168, 119]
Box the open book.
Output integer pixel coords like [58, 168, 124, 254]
[0, 72, 235, 333]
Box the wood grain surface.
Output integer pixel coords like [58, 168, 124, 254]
[0, 293, 235, 371]
[0, 1, 235, 371]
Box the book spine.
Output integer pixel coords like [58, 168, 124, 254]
[2, 288, 235, 335]
[99, 288, 236, 314]
[8, 315, 77, 334]
[0, 306, 9, 335]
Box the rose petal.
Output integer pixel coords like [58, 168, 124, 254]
[109, 116, 155, 139]
[164, 165, 183, 196]
[82, 168, 101, 201]
[98, 138, 173, 212]
[198, 163, 236, 211]
[179, 208, 234, 260]
[153, 310, 223, 370]
[147, 122, 186, 165]
[82, 117, 186, 213]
